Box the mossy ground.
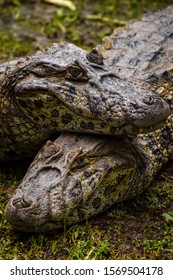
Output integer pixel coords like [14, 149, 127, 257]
[0, 0, 173, 260]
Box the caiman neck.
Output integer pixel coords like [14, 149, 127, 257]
[0, 96, 53, 161]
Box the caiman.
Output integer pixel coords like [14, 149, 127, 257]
[0, 16, 170, 161]
[4, 6, 173, 232]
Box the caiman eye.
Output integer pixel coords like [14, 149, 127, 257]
[66, 62, 88, 81]
[68, 66, 84, 79]
[75, 156, 86, 166]
[71, 155, 87, 170]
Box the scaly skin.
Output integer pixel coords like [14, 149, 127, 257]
[0, 39, 170, 161]
[98, 6, 173, 81]
[4, 109, 172, 232]
[4, 7, 173, 232]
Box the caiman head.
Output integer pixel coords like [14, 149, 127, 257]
[4, 133, 149, 232]
[1, 43, 170, 137]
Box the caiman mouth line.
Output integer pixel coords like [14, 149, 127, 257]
[9, 220, 61, 233]
[108, 120, 165, 135]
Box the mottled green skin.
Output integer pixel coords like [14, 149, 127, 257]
[0, 30, 170, 161]
[4, 7, 173, 232]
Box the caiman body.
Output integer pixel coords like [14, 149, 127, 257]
[0, 11, 171, 161]
[3, 6, 173, 231]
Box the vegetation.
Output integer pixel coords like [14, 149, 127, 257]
[0, 0, 173, 260]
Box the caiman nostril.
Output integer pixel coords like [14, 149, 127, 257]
[12, 197, 22, 206]
[143, 96, 155, 105]
[12, 196, 32, 208]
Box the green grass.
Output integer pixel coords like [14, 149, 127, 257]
[0, 0, 173, 260]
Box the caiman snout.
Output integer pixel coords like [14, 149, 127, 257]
[11, 196, 32, 208]
[4, 194, 49, 231]
[126, 94, 170, 130]
[99, 74, 170, 134]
